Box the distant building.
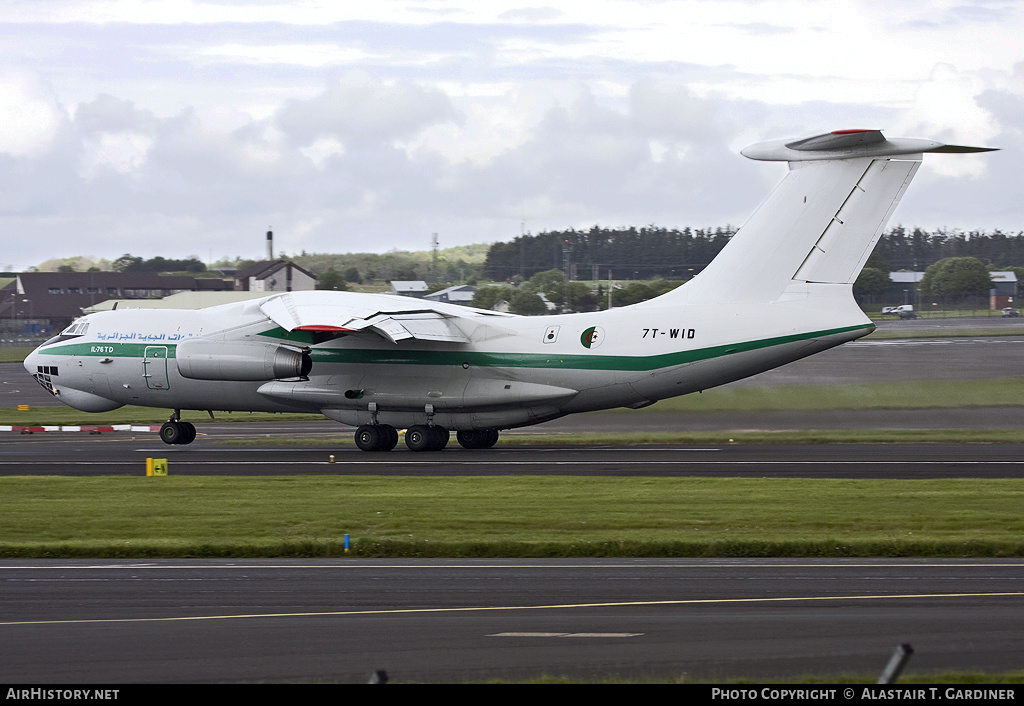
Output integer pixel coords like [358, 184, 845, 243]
[888, 272, 924, 305]
[83, 291, 270, 314]
[989, 271, 1018, 309]
[0, 272, 233, 334]
[423, 284, 476, 305]
[888, 272, 924, 286]
[234, 260, 317, 293]
[390, 280, 428, 298]
[889, 270, 1017, 309]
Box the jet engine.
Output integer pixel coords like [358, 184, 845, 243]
[175, 340, 312, 381]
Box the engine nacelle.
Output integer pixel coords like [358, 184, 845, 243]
[175, 340, 312, 381]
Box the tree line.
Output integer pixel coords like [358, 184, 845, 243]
[483, 225, 1024, 283]
[483, 226, 736, 281]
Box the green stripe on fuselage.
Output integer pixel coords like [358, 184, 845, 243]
[38, 342, 178, 358]
[38, 323, 872, 373]
[305, 323, 873, 372]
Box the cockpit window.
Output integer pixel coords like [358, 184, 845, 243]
[39, 320, 90, 348]
[62, 321, 89, 336]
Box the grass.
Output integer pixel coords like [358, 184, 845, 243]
[645, 378, 1024, 413]
[0, 345, 35, 363]
[0, 406, 322, 425]
[2, 476, 1023, 558]
[868, 328, 1024, 339]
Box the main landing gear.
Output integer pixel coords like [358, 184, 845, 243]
[455, 429, 499, 449]
[352, 425, 500, 452]
[354, 424, 400, 452]
[160, 410, 196, 445]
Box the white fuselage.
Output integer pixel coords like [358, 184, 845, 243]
[24, 289, 871, 430]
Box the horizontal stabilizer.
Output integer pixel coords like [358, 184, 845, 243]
[786, 129, 885, 151]
[742, 129, 997, 162]
[927, 144, 999, 153]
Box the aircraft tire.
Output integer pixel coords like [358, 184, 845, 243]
[406, 425, 441, 452]
[355, 424, 386, 452]
[456, 429, 499, 449]
[431, 426, 449, 450]
[179, 422, 197, 445]
[380, 425, 399, 451]
[160, 421, 184, 445]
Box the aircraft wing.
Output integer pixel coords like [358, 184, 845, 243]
[258, 291, 504, 344]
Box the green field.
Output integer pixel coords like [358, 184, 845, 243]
[647, 377, 1024, 412]
[2, 476, 1022, 558]
[0, 345, 33, 363]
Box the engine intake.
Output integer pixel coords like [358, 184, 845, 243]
[175, 340, 312, 381]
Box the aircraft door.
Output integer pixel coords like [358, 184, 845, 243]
[143, 346, 170, 390]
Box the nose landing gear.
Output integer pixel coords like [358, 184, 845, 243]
[160, 410, 197, 445]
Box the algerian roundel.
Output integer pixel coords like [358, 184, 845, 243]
[580, 326, 604, 349]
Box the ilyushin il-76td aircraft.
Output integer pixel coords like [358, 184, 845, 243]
[25, 129, 994, 451]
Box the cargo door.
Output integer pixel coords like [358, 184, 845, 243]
[143, 346, 170, 390]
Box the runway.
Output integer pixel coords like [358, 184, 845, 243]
[3, 331, 1023, 683]
[3, 426, 1024, 477]
[2, 558, 1022, 683]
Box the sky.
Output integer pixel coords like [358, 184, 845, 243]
[0, 0, 1021, 271]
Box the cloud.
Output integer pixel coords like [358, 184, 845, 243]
[498, 7, 563, 23]
[0, 69, 65, 158]
[275, 71, 461, 145]
[74, 94, 160, 135]
[78, 132, 154, 179]
[0, 1, 1020, 270]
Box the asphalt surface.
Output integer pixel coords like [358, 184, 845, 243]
[3, 434, 1024, 478]
[2, 558, 1023, 683]
[2, 329, 1024, 683]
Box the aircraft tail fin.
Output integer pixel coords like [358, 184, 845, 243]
[667, 130, 995, 305]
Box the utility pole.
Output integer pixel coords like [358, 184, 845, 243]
[562, 238, 572, 312]
[431, 232, 439, 283]
[519, 214, 525, 278]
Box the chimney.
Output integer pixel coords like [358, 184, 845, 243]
[266, 229, 273, 260]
